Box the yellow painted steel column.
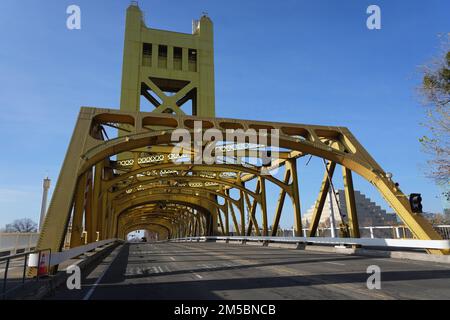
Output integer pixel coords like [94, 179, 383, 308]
[239, 187, 246, 236]
[182, 47, 188, 72]
[120, 4, 142, 112]
[271, 168, 291, 236]
[70, 173, 88, 248]
[98, 191, 108, 240]
[224, 206, 230, 235]
[309, 161, 337, 237]
[259, 177, 268, 236]
[217, 208, 225, 235]
[91, 163, 103, 241]
[342, 167, 360, 238]
[84, 170, 96, 243]
[228, 200, 241, 236]
[288, 159, 303, 236]
[245, 183, 261, 236]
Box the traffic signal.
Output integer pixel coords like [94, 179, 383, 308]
[409, 193, 423, 213]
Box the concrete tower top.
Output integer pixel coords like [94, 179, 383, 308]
[120, 4, 215, 117]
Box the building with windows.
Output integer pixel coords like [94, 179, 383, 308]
[302, 189, 398, 229]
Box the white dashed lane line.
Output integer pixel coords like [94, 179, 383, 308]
[324, 261, 346, 266]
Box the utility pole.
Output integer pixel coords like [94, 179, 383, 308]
[39, 177, 51, 232]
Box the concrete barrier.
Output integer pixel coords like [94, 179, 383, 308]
[0, 233, 39, 256]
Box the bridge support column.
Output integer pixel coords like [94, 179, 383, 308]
[308, 161, 337, 237]
[342, 167, 360, 238]
[98, 191, 108, 240]
[84, 169, 96, 243]
[224, 205, 230, 236]
[91, 162, 104, 242]
[239, 186, 246, 237]
[217, 210, 224, 235]
[194, 212, 200, 236]
[258, 177, 268, 237]
[226, 195, 240, 236]
[271, 166, 291, 236]
[245, 183, 260, 236]
[70, 172, 88, 248]
[288, 159, 303, 237]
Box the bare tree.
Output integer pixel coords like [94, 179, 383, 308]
[4, 218, 38, 233]
[418, 34, 450, 200]
[428, 213, 450, 225]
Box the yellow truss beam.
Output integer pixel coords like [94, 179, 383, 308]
[36, 108, 446, 255]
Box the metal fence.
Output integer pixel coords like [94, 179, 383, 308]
[434, 225, 450, 240]
[242, 225, 450, 240]
[173, 236, 450, 252]
[0, 248, 51, 299]
[311, 226, 414, 239]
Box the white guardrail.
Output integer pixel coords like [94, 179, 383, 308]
[28, 238, 120, 267]
[172, 236, 450, 250]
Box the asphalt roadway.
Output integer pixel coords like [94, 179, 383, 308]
[47, 241, 450, 300]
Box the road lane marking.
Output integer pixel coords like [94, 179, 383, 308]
[177, 242, 395, 300]
[224, 263, 237, 267]
[169, 257, 175, 261]
[83, 245, 123, 300]
[158, 266, 164, 273]
[324, 262, 346, 266]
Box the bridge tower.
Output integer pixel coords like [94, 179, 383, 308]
[120, 3, 215, 117]
[117, 3, 218, 236]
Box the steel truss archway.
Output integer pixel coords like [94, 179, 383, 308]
[36, 108, 448, 255]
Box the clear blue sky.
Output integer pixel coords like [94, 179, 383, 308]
[0, 0, 449, 229]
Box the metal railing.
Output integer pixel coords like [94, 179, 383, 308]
[309, 226, 412, 239]
[434, 225, 450, 240]
[171, 236, 450, 251]
[241, 225, 450, 240]
[310, 225, 450, 240]
[0, 248, 50, 299]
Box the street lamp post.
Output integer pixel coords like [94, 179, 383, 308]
[39, 177, 51, 232]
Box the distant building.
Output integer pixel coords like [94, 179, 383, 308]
[302, 189, 398, 228]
